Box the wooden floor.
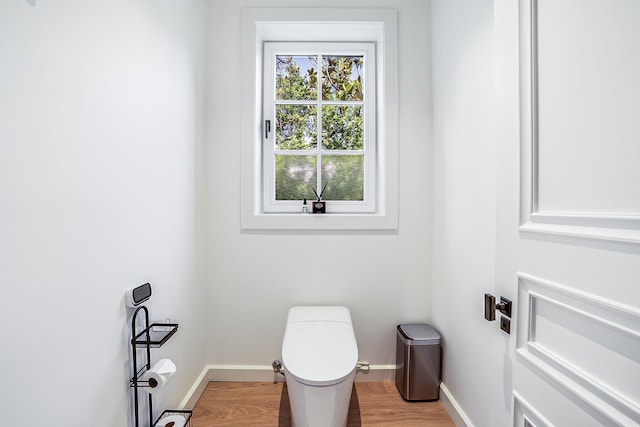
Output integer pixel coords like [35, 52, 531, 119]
[192, 381, 455, 426]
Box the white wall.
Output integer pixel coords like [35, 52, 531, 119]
[0, 1, 206, 425]
[431, 0, 500, 425]
[204, 0, 433, 368]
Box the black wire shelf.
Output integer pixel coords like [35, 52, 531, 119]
[131, 323, 179, 348]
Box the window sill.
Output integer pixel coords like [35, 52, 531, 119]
[241, 212, 398, 231]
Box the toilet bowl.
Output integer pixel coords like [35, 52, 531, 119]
[282, 306, 358, 427]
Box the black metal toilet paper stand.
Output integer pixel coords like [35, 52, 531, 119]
[130, 305, 192, 427]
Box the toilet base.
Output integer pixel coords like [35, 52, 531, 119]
[285, 370, 356, 427]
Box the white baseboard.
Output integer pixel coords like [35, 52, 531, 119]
[179, 365, 211, 410]
[207, 364, 278, 381]
[355, 364, 396, 381]
[440, 383, 473, 427]
[179, 363, 397, 409]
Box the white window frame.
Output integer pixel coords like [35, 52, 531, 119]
[263, 42, 376, 214]
[240, 8, 398, 230]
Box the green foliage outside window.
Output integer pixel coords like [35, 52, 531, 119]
[276, 56, 317, 101]
[275, 155, 317, 200]
[276, 105, 317, 150]
[321, 155, 364, 200]
[274, 54, 366, 202]
[322, 56, 363, 101]
[322, 106, 363, 150]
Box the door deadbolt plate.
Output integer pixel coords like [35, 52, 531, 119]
[500, 316, 511, 334]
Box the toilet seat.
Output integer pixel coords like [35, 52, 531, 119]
[282, 307, 358, 387]
[283, 322, 358, 386]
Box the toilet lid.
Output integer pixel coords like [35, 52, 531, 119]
[282, 321, 358, 386]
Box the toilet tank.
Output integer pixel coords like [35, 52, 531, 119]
[287, 306, 352, 324]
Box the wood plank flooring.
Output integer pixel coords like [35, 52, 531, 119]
[192, 381, 455, 426]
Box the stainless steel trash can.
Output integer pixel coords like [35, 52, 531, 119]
[395, 323, 441, 401]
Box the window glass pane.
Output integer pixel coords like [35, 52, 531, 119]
[321, 155, 364, 201]
[276, 55, 318, 101]
[275, 155, 318, 200]
[321, 105, 363, 150]
[322, 56, 363, 101]
[276, 105, 317, 150]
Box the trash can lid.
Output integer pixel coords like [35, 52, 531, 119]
[398, 323, 441, 345]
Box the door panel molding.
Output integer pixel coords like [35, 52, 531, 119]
[518, 0, 640, 244]
[513, 391, 553, 427]
[516, 273, 640, 426]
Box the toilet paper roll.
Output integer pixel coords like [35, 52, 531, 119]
[141, 358, 176, 394]
[156, 414, 186, 427]
[156, 415, 187, 427]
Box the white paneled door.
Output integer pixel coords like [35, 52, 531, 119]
[494, 0, 640, 425]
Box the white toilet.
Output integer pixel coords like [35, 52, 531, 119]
[282, 306, 358, 427]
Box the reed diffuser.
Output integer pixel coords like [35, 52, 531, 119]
[308, 181, 328, 213]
